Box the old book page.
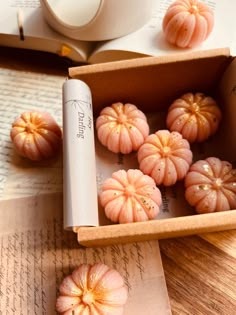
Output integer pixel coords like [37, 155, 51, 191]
[0, 67, 65, 200]
[0, 193, 171, 315]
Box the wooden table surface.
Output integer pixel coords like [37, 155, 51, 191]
[160, 231, 236, 315]
[0, 47, 236, 315]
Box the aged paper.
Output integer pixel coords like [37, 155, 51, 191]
[0, 193, 171, 315]
[0, 67, 65, 200]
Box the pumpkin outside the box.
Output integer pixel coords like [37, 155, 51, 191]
[10, 111, 62, 161]
[162, 0, 214, 48]
[56, 263, 128, 315]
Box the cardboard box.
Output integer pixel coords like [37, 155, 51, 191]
[69, 48, 236, 247]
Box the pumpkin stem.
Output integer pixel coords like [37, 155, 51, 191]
[82, 291, 94, 305]
[25, 122, 36, 133]
[117, 113, 127, 124]
[189, 4, 199, 14]
[161, 146, 171, 157]
[188, 102, 200, 114]
[124, 184, 136, 197]
[212, 178, 223, 190]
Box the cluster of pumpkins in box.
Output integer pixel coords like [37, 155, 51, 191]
[8, 1, 236, 314]
[10, 90, 236, 224]
[96, 92, 236, 221]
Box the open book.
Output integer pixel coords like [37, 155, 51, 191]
[1, 0, 236, 65]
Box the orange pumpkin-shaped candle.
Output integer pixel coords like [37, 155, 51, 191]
[162, 0, 214, 48]
[10, 111, 62, 161]
[166, 93, 222, 143]
[100, 169, 162, 223]
[56, 263, 128, 315]
[138, 130, 193, 186]
[185, 157, 236, 214]
[96, 102, 149, 154]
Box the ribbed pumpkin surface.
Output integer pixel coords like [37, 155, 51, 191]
[10, 111, 62, 161]
[56, 263, 128, 315]
[162, 0, 214, 48]
[138, 130, 193, 186]
[166, 92, 222, 143]
[100, 169, 162, 223]
[96, 102, 149, 154]
[185, 157, 236, 213]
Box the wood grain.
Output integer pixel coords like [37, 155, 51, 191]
[76, 211, 236, 247]
[159, 230, 236, 315]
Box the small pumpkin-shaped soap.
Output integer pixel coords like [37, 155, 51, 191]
[138, 130, 193, 186]
[166, 93, 222, 143]
[100, 169, 162, 223]
[10, 111, 62, 161]
[162, 0, 214, 48]
[56, 263, 128, 315]
[185, 157, 236, 214]
[96, 102, 149, 154]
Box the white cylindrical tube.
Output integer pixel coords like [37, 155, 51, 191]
[63, 79, 98, 230]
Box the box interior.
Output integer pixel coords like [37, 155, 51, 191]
[69, 48, 232, 115]
[69, 49, 236, 245]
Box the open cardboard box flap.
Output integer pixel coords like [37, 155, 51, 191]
[69, 48, 236, 247]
